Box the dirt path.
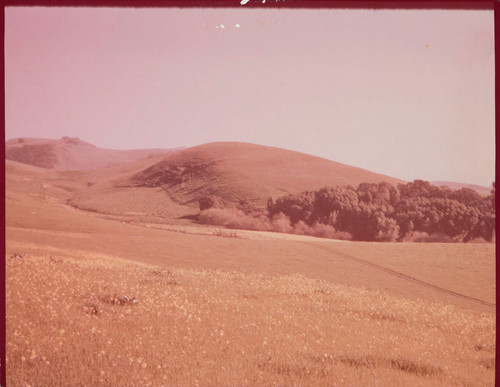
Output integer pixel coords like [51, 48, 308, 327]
[302, 242, 495, 309]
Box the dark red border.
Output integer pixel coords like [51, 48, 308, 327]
[2, 0, 495, 9]
[1, 4, 5, 386]
[494, 1, 499, 384]
[1, 1, 497, 386]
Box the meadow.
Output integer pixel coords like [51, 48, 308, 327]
[6, 249, 495, 386]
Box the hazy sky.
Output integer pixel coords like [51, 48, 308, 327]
[5, 7, 494, 186]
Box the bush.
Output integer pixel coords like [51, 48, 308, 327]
[199, 195, 225, 211]
[199, 208, 272, 231]
[299, 221, 352, 240]
[199, 208, 352, 240]
[402, 231, 454, 243]
[270, 213, 293, 233]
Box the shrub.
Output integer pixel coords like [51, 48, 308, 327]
[270, 213, 293, 233]
[402, 231, 454, 243]
[199, 208, 352, 240]
[199, 208, 272, 231]
[199, 195, 225, 211]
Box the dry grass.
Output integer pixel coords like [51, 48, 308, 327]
[6, 251, 495, 386]
[5, 152, 496, 386]
[71, 141, 404, 215]
[5, 137, 174, 171]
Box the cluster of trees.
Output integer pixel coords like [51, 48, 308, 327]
[266, 180, 495, 242]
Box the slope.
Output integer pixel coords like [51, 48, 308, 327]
[432, 181, 492, 195]
[128, 142, 405, 208]
[65, 142, 405, 218]
[5, 136, 180, 170]
[5, 157, 495, 312]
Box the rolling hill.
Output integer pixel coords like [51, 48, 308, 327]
[5, 156, 495, 311]
[127, 142, 405, 206]
[64, 142, 405, 217]
[432, 181, 492, 195]
[5, 136, 179, 170]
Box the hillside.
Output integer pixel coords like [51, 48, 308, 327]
[5, 137, 179, 170]
[128, 142, 405, 208]
[432, 181, 492, 195]
[5, 140, 495, 386]
[66, 142, 405, 218]
[5, 159, 495, 310]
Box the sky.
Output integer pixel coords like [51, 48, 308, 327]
[5, 7, 495, 186]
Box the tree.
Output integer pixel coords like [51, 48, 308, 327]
[312, 186, 359, 229]
[267, 191, 316, 224]
[349, 203, 399, 241]
[265, 180, 492, 242]
[357, 182, 399, 208]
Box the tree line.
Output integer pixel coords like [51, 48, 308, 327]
[266, 180, 495, 242]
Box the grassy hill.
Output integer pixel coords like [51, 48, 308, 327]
[127, 142, 405, 208]
[5, 136, 178, 170]
[64, 142, 405, 219]
[432, 181, 492, 195]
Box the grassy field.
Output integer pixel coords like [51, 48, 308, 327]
[6, 250, 495, 386]
[5, 157, 496, 386]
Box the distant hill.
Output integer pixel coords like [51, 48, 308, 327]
[127, 142, 405, 208]
[36, 141, 404, 218]
[5, 137, 180, 170]
[432, 181, 492, 195]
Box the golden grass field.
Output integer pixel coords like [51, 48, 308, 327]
[5, 249, 495, 386]
[4, 150, 496, 386]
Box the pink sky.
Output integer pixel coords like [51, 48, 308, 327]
[5, 7, 495, 186]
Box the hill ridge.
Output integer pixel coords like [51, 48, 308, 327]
[5, 137, 179, 170]
[129, 141, 405, 208]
